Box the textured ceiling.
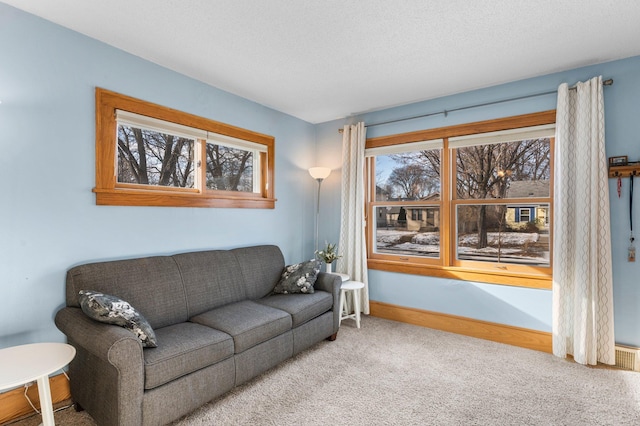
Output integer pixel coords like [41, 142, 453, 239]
[4, 0, 640, 123]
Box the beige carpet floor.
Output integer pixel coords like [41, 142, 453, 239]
[9, 316, 640, 425]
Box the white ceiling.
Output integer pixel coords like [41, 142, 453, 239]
[5, 0, 640, 123]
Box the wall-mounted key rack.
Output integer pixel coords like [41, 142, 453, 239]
[608, 163, 640, 178]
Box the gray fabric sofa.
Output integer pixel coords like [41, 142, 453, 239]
[55, 245, 341, 426]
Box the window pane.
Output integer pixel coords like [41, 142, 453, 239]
[456, 204, 550, 265]
[205, 143, 254, 192]
[375, 150, 440, 201]
[117, 125, 195, 188]
[456, 138, 550, 199]
[374, 206, 440, 258]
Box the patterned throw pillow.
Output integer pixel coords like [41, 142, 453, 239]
[273, 259, 321, 294]
[78, 290, 158, 348]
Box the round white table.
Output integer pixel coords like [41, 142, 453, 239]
[0, 342, 76, 426]
[328, 272, 350, 282]
[339, 281, 365, 328]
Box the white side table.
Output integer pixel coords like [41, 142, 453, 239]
[339, 281, 365, 328]
[0, 342, 76, 426]
[329, 272, 350, 283]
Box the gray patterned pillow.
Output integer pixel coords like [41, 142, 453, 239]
[78, 290, 158, 347]
[273, 259, 321, 294]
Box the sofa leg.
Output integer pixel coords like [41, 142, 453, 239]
[327, 332, 338, 341]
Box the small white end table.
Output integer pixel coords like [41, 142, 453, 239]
[339, 281, 365, 328]
[329, 272, 350, 283]
[0, 342, 76, 426]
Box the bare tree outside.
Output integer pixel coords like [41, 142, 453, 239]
[117, 125, 256, 193]
[390, 139, 550, 249]
[374, 151, 441, 259]
[374, 139, 551, 265]
[387, 164, 431, 199]
[391, 151, 441, 198]
[455, 139, 550, 249]
[117, 125, 195, 188]
[205, 144, 254, 192]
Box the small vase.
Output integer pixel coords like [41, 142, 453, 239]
[325, 262, 332, 273]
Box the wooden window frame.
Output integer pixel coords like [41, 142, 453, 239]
[365, 110, 555, 289]
[94, 88, 276, 208]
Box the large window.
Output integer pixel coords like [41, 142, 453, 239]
[371, 139, 443, 263]
[365, 111, 555, 288]
[95, 88, 275, 208]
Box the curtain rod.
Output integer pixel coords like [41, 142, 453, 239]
[338, 78, 613, 133]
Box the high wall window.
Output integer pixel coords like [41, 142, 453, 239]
[365, 111, 555, 288]
[95, 88, 275, 208]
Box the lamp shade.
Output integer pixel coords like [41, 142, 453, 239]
[308, 167, 331, 180]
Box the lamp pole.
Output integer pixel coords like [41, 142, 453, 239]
[314, 177, 324, 253]
[308, 167, 331, 254]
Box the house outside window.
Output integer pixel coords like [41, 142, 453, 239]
[365, 111, 555, 288]
[369, 139, 443, 262]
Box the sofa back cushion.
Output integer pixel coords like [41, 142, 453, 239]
[172, 250, 247, 317]
[231, 245, 285, 300]
[66, 256, 188, 329]
[65, 245, 286, 328]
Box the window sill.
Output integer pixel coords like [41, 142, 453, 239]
[93, 188, 276, 209]
[367, 259, 551, 289]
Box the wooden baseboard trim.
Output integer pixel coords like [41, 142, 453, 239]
[370, 300, 552, 353]
[0, 373, 71, 424]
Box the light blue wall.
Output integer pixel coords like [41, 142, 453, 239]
[0, 4, 318, 348]
[316, 55, 640, 347]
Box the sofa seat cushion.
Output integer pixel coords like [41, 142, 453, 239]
[143, 322, 234, 390]
[256, 291, 333, 327]
[190, 300, 292, 354]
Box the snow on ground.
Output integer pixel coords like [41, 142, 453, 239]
[377, 230, 538, 247]
[376, 230, 417, 244]
[412, 232, 439, 245]
[458, 232, 539, 246]
[392, 242, 440, 254]
[376, 229, 547, 263]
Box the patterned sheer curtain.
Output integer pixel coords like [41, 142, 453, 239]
[337, 122, 369, 314]
[553, 76, 615, 365]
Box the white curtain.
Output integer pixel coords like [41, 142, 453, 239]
[337, 122, 369, 314]
[553, 76, 615, 365]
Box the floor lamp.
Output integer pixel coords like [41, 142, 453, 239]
[309, 167, 331, 253]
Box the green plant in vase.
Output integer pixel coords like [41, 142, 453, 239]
[315, 242, 342, 273]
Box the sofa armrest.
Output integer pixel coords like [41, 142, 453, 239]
[315, 272, 342, 334]
[315, 272, 341, 296]
[55, 307, 144, 361]
[55, 307, 145, 425]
